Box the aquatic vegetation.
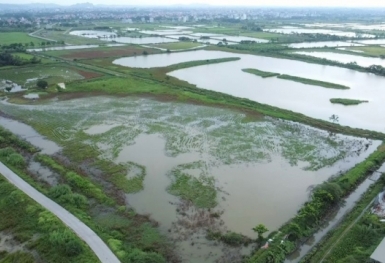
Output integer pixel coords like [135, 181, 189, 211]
[242, 68, 350, 89]
[168, 164, 217, 208]
[330, 98, 369, 105]
[242, 68, 280, 78]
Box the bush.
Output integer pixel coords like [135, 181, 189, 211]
[221, 232, 248, 246]
[7, 153, 25, 167]
[49, 230, 83, 257]
[124, 248, 166, 263]
[36, 79, 48, 89]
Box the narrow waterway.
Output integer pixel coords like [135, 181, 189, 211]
[285, 164, 385, 263]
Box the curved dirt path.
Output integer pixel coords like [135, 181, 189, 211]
[0, 162, 120, 263]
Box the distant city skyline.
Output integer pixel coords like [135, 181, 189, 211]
[2, 0, 385, 6]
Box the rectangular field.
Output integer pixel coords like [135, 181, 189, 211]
[0, 32, 42, 46]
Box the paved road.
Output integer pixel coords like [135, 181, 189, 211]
[0, 162, 120, 263]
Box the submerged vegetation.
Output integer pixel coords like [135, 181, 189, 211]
[330, 98, 369, 105]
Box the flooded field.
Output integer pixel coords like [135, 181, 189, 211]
[69, 30, 179, 44]
[288, 41, 364, 49]
[165, 35, 239, 45]
[0, 97, 379, 262]
[294, 51, 385, 67]
[140, 30, 194, 35]
[0, 66, 85, 88]
[113, 50, 236, 68]
[27, 44, 124, 52]
[355, 39, 385, 45]
[128, 50, 385, 132]
[265, 28, 375, 38]
[304, 23, 385, 31]
[210, 36, 268, 43]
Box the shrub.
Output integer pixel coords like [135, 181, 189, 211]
[49, 230, 84, 257]
[7, 153, 25, 167]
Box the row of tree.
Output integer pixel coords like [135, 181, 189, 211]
[0, 52, 40, 67]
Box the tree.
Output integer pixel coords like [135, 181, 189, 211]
[36, 79, 48, 89]
[142, 50, 148, 56]
[329, 114, 339, 123]
[253, 224, 268, 238]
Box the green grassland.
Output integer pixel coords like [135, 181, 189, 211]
[148, 41, 204, 50]
[0, 32, 42, 46]
[330, 98, 369, 105]
[347, 45, 385, 57]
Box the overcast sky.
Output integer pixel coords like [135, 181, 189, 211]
[3, 0, 385, 6]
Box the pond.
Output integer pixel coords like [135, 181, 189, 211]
[294, 51, 385, 67]
[264, 28, 375, 38]
[142, 50, 385, 132]
[288, 41, 364, 49]
[0, 97, 379, 262]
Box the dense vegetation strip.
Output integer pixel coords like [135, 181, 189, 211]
[245, 143, 385, 263]
[301, 176, 385, 263]
[164, 57, 240, 72]
[242, 68, 280, 78]
[0, 174, 100, 263]
[330, 98, 369, 105]
[277, 75, 350, 90]
[242, 67, 350, 89]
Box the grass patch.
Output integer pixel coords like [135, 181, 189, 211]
[164, 57, 240, 72]
[278, 74, 350, 89]
[0, 32, 41, 46]
[149, 42, 204, 50]
[330, 98, 369, 105]
[242, 68, 280, 78]
[347, 45, 385, 57]
[168, 168, 217, 208]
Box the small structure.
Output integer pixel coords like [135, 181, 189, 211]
[372, 192, 385, 218]
[57, 83, 66, 90]
[371, 237, 385, 263]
